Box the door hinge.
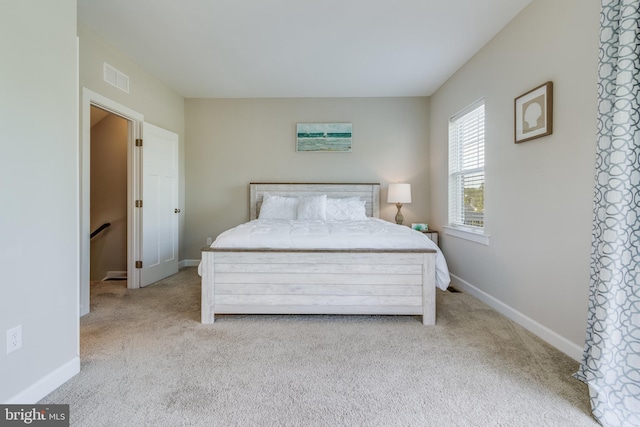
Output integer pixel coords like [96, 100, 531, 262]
[135, 138, 143, 147]
[135, 261, 142, 269]
[135, 200, 143, 208]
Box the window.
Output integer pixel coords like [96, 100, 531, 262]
[449, 99, 485, 230]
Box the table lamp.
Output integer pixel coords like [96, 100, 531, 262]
[387, 183, 411, 225]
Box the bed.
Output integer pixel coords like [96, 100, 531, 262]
[200, 183, 449, 325]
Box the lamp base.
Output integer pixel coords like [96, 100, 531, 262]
[395, 203, 404, 225]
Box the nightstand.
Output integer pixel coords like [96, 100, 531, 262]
[421, 230, 438, 246]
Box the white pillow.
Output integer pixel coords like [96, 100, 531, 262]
[326, 197, 367, 221]
[258, 193, 299, 220]
[297, 195, 327, 220]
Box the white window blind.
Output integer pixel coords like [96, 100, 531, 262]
[449, 100, 485, 229]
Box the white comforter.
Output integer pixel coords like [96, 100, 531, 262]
[209, 218, 451, 290]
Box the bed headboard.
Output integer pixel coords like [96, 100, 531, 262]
[249, 182, 380, 220]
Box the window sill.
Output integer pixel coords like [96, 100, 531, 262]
[443, 226, 490, 245]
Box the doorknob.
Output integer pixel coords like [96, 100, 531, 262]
[174, 208, 181, 213]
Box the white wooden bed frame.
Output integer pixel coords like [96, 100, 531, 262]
[201, 183, 437, 325]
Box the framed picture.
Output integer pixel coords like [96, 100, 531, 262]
[514, 81, 553, 143]
[296, 123, 352, 152]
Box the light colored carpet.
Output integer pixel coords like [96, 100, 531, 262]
[41, 268, 597, 426]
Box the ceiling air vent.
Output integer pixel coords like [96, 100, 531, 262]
[103, 62, 130, 93]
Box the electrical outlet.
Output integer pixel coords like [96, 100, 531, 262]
[7, 325, 22, 354]
[206, 237, 212, 245]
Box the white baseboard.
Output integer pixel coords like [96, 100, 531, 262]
[102, 271, 127, 281]
[179, 259, 200, 268]
[5, 357, 80, 404]
[450, 274, 584, 362]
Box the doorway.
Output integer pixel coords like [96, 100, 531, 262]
[80, 89, 143, 316]
[80, 88, 180, 316]
[89, 106, 128, 284]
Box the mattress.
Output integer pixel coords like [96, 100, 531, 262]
[209, 218, 451, 290]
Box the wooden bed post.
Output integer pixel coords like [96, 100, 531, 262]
[249, 185, 258, 220]
[201, 250, 215, 324]
[422, 253, 436, 326]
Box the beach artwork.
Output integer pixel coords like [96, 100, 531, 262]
[296, 123, 352, 152]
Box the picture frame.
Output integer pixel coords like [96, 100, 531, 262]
[514, 81, 553, 143]
[296, 123, 352, 152]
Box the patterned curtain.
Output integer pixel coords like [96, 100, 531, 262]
[574, 0, 640, 425]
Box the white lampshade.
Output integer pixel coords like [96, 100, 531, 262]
[387, 183, 412, 204]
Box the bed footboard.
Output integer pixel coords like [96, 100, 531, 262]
[201, 248, 436, 325]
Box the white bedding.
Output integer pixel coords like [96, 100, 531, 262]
[209, 218, 451, 290]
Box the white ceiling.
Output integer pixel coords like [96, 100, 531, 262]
[78, 0, 533, 98]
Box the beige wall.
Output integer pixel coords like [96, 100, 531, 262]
[429, 0, 599, 358]
[90, 112, 128, 281]
[1, 0, 79, 402]
[78, 23, 187, 258]
[185, 97, 430, 259]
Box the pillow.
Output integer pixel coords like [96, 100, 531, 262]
[326, 197, 367, 221]
[296, 195, 327, 220]
[258, 193, 299, 220]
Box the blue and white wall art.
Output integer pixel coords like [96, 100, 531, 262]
[296, 123, 352, 152]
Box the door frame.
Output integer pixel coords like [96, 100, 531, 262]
[80, 88, 143, 316]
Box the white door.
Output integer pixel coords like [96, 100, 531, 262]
[140, 122, 179, 287]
